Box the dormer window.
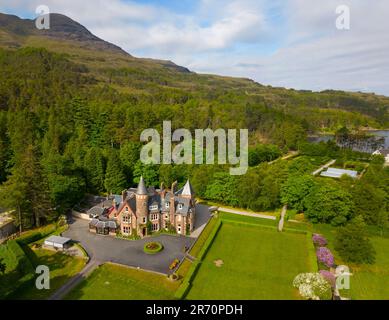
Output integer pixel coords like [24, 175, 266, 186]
[149, 205, 158, 211]
[178, 204, 183, 210]
[125, 207, 128, 212]
[165, 202, 170, 208]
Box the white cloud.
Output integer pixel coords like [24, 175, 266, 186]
[1, 0, 389, 95]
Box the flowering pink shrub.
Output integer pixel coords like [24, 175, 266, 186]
[316, 247, 334, 268]
[312, 234, 328, 247]
[319, 270, 336, 288]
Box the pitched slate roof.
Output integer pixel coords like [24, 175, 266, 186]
[87, 206, 106, 217]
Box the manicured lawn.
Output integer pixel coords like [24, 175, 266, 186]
[65, 263, 180, 300]
[9, 247, 86, 300]
[185, 222, 314, 300]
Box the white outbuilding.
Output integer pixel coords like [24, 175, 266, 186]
[44, 235, 72, 250]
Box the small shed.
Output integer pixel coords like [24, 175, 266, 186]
[44, 235, 72, 250]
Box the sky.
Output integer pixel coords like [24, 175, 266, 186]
[1, 0, 389, 96]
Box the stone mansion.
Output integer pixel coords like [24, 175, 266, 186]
[89, 177, 196, 238]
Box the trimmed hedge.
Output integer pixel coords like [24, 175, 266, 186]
[174, 261, 201, 300]
[175, 219, 222, 300]
[189, 217, 219, 257]
[197, 219, 222, 261]
[174, 279, 191, 300]
[16, 224, 57, 245]
[306, 232, 319, 272]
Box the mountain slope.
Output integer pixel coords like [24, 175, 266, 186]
[0, 12, 388, 128]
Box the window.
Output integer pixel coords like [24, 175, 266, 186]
[125, 207, 128, 212]
[149, 204, 158, 211]
[150, 213, 158, 221]
[178, 203, 183, 210]
[123, 226, 131, 235]
[142, 217, 146, 224]
[152, 223, 159, 231]
[177, 225, 181, 234]
[165, 202, 170, 208]
[122, 215, 131, 223]
[165, 214, 168, 219]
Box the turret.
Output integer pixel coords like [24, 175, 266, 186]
[136, 176, 149, 222]
[181, 179, 195, 199]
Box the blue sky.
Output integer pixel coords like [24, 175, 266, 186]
[1, 0, 389, 95]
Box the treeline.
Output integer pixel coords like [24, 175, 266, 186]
[0, 47, 387, 230]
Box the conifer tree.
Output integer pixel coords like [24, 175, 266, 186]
[104, 151, 127, 194]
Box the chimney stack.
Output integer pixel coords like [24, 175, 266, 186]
[171, 181, 178, 193]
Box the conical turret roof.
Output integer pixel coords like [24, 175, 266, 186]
[181, 179, 194, 196]
[137, 176, 148, 195]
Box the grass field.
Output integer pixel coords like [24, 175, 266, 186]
[185, 221, 314, 300]
[65, 263, 180, 300]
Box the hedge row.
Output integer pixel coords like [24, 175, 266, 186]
[306, 232, 319, 272]
[197, 219, 222, 261]
[175, 219, 222, 300]
[16, 224, 57, 245]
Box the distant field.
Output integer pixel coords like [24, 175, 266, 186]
[185, 221, 314, 300]
[65, 263, 180, 300]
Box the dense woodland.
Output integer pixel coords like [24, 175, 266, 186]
[0, 47, 388, 231]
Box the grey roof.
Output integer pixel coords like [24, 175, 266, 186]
[87, 206, 107, 217]
[44, 235, 71, 245]
[174, 197, 191, 216]
[112, 195, 122, 205]
[90, 218, 117, 229]
[89, 219, 99, 227]
[137, 176, 148, 195]
[320, 167, 358, 179]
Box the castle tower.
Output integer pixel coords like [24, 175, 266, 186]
[136, 176, 149, 236]
[181, 179, 195, 233]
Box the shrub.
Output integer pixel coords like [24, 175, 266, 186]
[312, 234, 327, 247]
[16, 224, 56, 245]
[143, 242, 163, 254]
[316, 247, 334, 268]
[334, 216, 376, 264]
[319, 270, 336, 289]
[169, 259, 180, 270]
[293, 273, 332, 300]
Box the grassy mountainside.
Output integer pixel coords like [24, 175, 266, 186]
[0, 12, 388, 128]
